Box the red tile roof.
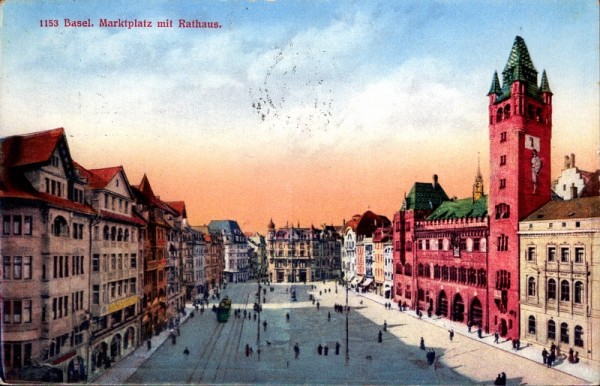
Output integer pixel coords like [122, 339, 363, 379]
[2, 128, 64, 167]
[524, 196, 600, 221]
[100, 210, 147, 226]
[165, 201, 186, 217]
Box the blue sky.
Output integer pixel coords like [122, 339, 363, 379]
[1, 0, 598, 230]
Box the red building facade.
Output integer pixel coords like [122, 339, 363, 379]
[393, 36, 552, 339]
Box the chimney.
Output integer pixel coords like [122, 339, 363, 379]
[571, 153, 576, 168]
[433, 174, 439, 188]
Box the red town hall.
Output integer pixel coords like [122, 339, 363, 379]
[393, 36, 552, 339]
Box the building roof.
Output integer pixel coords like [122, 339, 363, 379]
[523, 196, 600, 221]
[0, 128, 95, 215]
[490, 36, 550, 104]
[356, 210, 391, 236]
[208, 220, 243, 235]
[427, 196, 488, 220]
[403, 177, 449, 211]
[1, 127, 65, 167]
[165, 201, 187, 217]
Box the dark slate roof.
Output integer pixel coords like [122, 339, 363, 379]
[523, 196, 600, 221]
[539, 70, 552, 94]
[427, 196, 488, 220]
[403, 181, 449, 211]
[490, 36, 550, 104]
[208, 220, 243, 235]
[487, 71, 502, 96]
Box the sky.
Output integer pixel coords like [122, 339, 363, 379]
[1, 0, 598, 233]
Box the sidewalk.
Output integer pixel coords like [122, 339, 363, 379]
[354, 289, 599, 385]
[91, 304, 195, 385]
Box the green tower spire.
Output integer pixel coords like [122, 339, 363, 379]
[487, 71, 502, 96]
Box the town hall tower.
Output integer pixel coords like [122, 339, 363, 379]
[487, 36, 552, 338]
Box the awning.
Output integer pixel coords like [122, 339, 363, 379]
[345, 274, 354, 283]
[361, 278, 373, 287]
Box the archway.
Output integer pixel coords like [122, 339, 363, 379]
[452, 293, 465, 322]
[67, 356, 86, 383]
[437, 290, 448, 317]
[469, 297, 483, 326]
[110, 334, 122, 361]
[499, 318, 508, 336]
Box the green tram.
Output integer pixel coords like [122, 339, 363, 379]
[217, 297, 232, 323]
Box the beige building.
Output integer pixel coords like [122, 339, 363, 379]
[76, 165, 145, 380]
[519, 196, 600, 364]
[266, 220, 341, 283]
[1, 129, 95, 382]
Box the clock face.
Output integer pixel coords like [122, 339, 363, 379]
[525, 134, 540, 152]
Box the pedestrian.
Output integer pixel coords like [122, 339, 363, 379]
[420, 337, 426, 350]
[253, 313, 257, 321]
[263, 320, 267, 332]
[335, 342, 340, 355]
[183, 347, 190, 355]
[245, 344, 250, 357]
[426, 349, 434, 365]
[328, 311, 331, 321]
[317, 302, 320, 310]
[147, 339, 152, 351]
[477, 326, 483, 339]
[324, 344, 329, 356]
[542, 348, 548, 364]
[318, 344, 323, 355]
[383, 320, 387, 332]
[294, 343, 300, 359]
[494, 330, 499, 344]
[467, 320, 472, 333]
[548, 351, 555, 367]
[378, 330, 382, 343]
[449, 329, 454, 341]
[515, 339, 520, 350]
[568, 348, 574, 363]
[286, 312, 290, 321]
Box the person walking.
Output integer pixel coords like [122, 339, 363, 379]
[378, 330, 383, 343]
[335, 342, 340, 355]
[324, 344, 329, 356]
[467, 320, 472, 333]
[263, 320, 268, 332]
[477, 326, 483, 339]
[542, 348, 548, 364]
[294, 343, 300, 359]
[183, 347, 190, 355]
[328, 311, 331, 321]
[383, 321, 387, 332]
[494, 330, 499, 344]
[420, 337, 426, 350]
[449, 329, 454, 341]
[318, 344, 323, 355]
[317, 301, 320, 310]
[147, 339, 152, 351]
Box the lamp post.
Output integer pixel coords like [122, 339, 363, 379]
[345, 278, 349, 366]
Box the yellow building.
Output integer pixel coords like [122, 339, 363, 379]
[519, 196, 600, 364]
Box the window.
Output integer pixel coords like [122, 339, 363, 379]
[93, 254, 99, 272]
[527, 277, 536, 296]
[547, 279, 557, 300]
[3, 257, 10, 279]
[500, 132, 507, 142]
[497, 234, 508, 251]
[23, 256, 31, 279]
[547, 247, 556, 262]
[23, 300, 32, 323]
[575, 247, 584, 263]
[130, 254, 137, 268]
[500, 155, 506, 166]
[499, 179, 506, 189]
[13, 215, 22, 235]
[13, 256, 22, 279]
[92, 285, 99, 304]
[574, 326, 584, 347]
[528, 316, 536, 334]
[560, 280, 570, 301]
[526, 247, 535, 262]
[473, 238, 480, 252]
[574, 281, 583, 304]
[560, 322, 569, 344]
[24, 216, 32, 235]
[547, 320, 556, 340]
[560, 247, 569, 263]
[52, 216, 68, 237]
[3, 216, 10, 235]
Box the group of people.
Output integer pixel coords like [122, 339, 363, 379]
[382, 302, 393, 310]
[333, 303, 347, 313]
[493, 372, 507, 385]
[317, 342, 341, 356]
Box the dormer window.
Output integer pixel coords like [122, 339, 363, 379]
[51, 155, 60, 167]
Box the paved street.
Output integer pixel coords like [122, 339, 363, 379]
[115, 282, 593, 385]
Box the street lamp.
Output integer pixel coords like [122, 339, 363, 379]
[345, 278, 349, 366]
